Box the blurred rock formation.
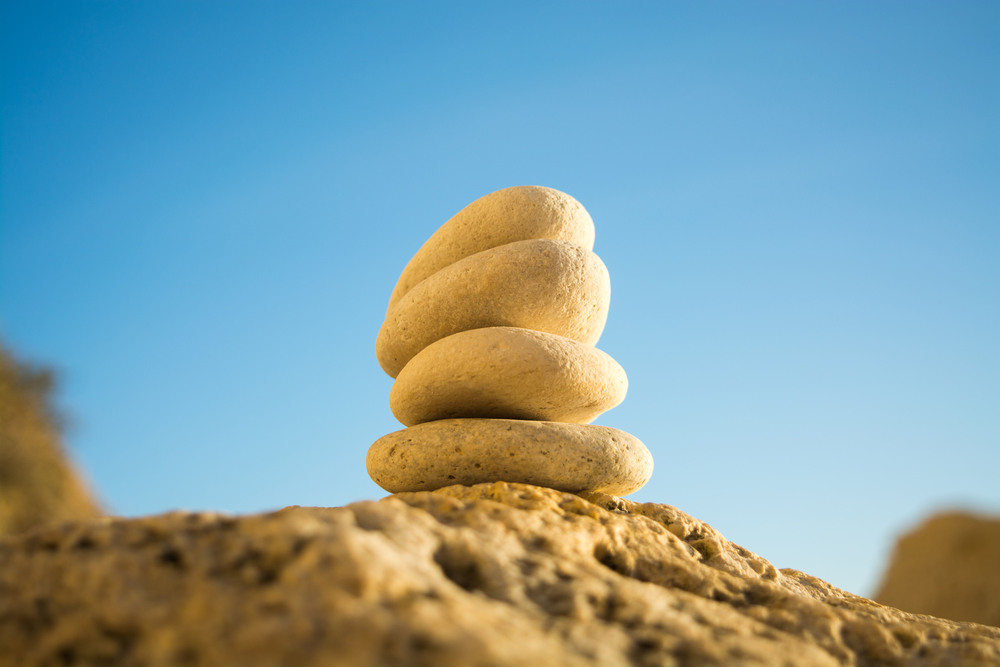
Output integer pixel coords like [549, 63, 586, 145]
[0, 343, 101, 536]
[874, 511, 1000, 627]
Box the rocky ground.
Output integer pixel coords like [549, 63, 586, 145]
[2, 482, 998, 667]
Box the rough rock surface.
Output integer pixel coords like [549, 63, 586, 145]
[874, 511, 1000, 628]
[390, 327, 628, 426]
[0, 344, 100, 537]
[2, 483, 997, 667]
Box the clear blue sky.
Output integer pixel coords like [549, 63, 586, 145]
[2, 1, 997, 597]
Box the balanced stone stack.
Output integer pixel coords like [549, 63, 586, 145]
[368, 186, 653, 496]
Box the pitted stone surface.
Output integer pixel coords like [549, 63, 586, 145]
[390, 327, 627, 426]
[367, 419, 653, 496]
[2, 483, 998, 667]
[376, 239, 610, 378]
[387, 185, 595, 312]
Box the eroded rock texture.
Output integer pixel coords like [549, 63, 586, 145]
[874, 511, 1000, 628]
[1, 483, 997, 666]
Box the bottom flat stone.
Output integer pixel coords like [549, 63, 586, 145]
[367, 418, 653, 496]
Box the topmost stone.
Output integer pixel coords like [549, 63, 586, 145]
[386, 186, 595, 312]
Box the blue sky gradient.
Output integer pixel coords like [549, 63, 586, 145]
[2, 1, 998, 596]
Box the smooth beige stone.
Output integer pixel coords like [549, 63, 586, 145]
[367, 418, 653, 496]
[390, 327, 627, 427]
[376, 239, 610, 378]
[386, 186, 595, 312]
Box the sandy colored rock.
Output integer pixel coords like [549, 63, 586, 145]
[874, 511, 1000, 627]
[0, 343, 100, 537]
[368, 419, 652, 496]
[386, 186, 595, 312]
[376, 239, 610, 378]
[2, 482, 998, 667]
[389, 327, 628, 426]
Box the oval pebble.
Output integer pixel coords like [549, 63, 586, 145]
[390, 327, 627, 426]
[376, 239, 610, 378]
[386, 186, 594, 312]
[367, 418, 653, 496]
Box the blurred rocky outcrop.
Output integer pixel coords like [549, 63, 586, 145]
[1, 482, 997, 666]
[874, 511, 1000, 628]
[0, 343, 101, 536]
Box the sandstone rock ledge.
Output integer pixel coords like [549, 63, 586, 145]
[1, 484, 997, 667]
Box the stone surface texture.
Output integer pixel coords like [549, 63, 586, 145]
[390, 327, 627, 426]
[2, 483, 997, 667]
[368, 420, 652, 495]
[386, 185, 595, 312]
[874, 511, 1000, 628]
[0, 344, 100, 537]
[376, 238, 611, 378]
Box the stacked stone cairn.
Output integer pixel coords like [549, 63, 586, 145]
[368, 186, 654, 496]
